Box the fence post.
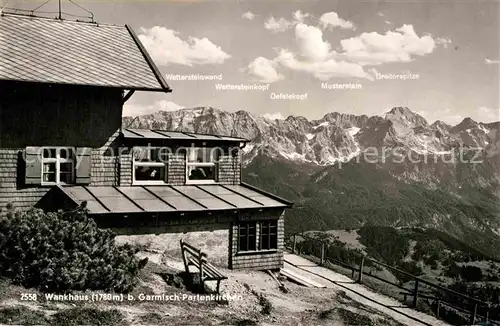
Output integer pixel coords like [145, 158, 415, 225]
[412, 280, 419, 308]
[469, 302, 477, 325]
[486, 303, 490, 324]
[357, 256, 365, 283]
[436, 300, 440, 318]
[292, 235, 296, 254]
[199, 251, 204, 293]
[180, 239, 188, 273]
[320, 243, 325, 266]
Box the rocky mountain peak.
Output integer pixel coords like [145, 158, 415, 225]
[320, 112, 370, 129]
[123, 106, 498, 166]
[431, 120, 451, 130]
[451, 117, 479, 133]
[385, 106, 429, 128]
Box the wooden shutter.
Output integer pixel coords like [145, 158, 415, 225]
[25, 147, 42, 185]
[75, 147, 92, 185]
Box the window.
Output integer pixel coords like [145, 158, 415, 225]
[24, 146, 91, 186]
[41, 148, 75, 184]
[238, 222, 257, 251]
[132, 147, 167, 184]
[186, 147, 218, 183]
[260, 220, 278, 250]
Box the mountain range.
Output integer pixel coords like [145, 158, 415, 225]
[123, 107, 500, 259]
[123, 106, 499, 165]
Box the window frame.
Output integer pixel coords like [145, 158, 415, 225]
[238, 221, 257, 252]
[132, 147, 168, 185]
[260, 220, 278, 250]
[40, 147, 75, 186]
[237, 220, 279, 254]
[185, 147, 219, 185]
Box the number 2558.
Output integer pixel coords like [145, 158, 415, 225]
[20, 293, 37, 301]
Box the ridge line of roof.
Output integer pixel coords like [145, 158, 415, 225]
[0, 12, 123, 28]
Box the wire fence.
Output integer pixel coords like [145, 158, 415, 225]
[285, 233, 500, 326]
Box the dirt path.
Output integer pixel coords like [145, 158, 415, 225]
[283, 253, 450, 326]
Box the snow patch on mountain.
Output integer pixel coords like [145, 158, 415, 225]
[122, 106, 499, 168]
[242, 143, 255, 154]
[347, 127, 361, 136]
[279, 151, 311, 162]
[314, 121, 330, 129]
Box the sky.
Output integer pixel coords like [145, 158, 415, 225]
[6, 0, 500, 125]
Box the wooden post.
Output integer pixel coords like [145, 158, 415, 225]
[199, 251, 204, 293]
[412, 280, 419, 308]
[180, 239, 188, 273]
[320, 243, 325, 266]
[436, 300, 440, 318]
[469, 302, 477, 325]
[292, 235, 297, 254]
[486, 303, 490, 324]
[357, 256, 365, 283]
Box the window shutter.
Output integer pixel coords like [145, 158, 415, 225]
[75, 147, 92, 184]
[25, 147, 42, 185]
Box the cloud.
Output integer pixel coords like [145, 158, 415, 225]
[264, 10, 312, 33]
[254, 23, 372, 81]
[276, 49, 373, 81]
[242, 11, 255, 20]
[138, 26, 230, 66]
[385, 20, 392, 25]
[293, 10, 310, 23]
[250, 22, 445, 82]
[337, 24, 437, 65]
[276, 24, 372, 80]
[485, 58, 500, 64]
[319, 11, 355, 30]
[262, 112, 285, 120]
[477, 106, 500, 122]
[377, 12, 385, 17]
[436, 37, 452, 48]
[123, 100, 184, 116]
[243, 56, 284, 83]
[264, 16, 295, 33]
[295, 23, 332, 61]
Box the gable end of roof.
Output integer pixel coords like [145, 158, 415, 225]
[125, 24, 172, 93]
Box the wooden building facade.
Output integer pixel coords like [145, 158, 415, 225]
[0, 13, 292, 270]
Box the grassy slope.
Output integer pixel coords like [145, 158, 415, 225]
[0, 257, 410, 326]
[303, 225, 500, 324]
